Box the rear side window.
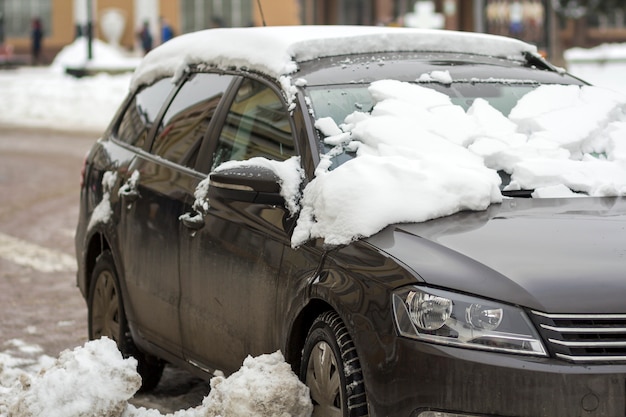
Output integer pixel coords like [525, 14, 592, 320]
[152, 73, 233, 168]
[116, 78, 173, 148]
[212, 78, 295, 171]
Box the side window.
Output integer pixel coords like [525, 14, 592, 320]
[212, 78, 295, 171]
[152, 73, 233, 168]
[116, 78, 173, 148]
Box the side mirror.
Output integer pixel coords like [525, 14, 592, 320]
[208, 165, 284, 205]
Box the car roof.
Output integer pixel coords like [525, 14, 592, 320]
[129, 25, 539, 92]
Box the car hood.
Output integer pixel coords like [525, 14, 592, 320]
[365, 197, 626, 314]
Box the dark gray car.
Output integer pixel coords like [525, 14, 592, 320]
[76, 26, 626, 417]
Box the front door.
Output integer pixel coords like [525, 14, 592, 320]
[179, 76, 298, 374]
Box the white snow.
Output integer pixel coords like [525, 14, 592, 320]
[1, 27, 626, 416]
[565, 42, 626, 96]
[50, 37, 141, 73]
[417, 70, 453, 84]
[129, 26, 537, 92]
[5, 338, 141, 417]
[0, 339, 311, 417]
[87, 171, 117, 231]
[288, 79, 626, 246]
[214, 157, 304, 216]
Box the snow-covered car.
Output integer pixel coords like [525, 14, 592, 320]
[75, 26, 626, 417]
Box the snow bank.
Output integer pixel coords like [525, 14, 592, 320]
[0, 37, 135, 132]
[0, 339, 312, 417]
[0, 68, 130, 132]
[565, 42, 626, 96]
[565, 42, 626, 62]
[50, 37, 140, 73]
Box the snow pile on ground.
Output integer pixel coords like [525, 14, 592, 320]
[138, 352, 313, 417]
[4, 338, 140, 417]
[0, 339, 312, 417]
[0, 340, 55, 404]
[0, 67, 130, 132]
[50, 37, 141, 73]
[0, 37, 134, 132]
[566, 42, 626, 62]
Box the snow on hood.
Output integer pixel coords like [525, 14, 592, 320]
[129, 26, 537, 92]
[0, 339, 312, 417]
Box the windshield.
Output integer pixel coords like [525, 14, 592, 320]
[305, 79, 626, 199]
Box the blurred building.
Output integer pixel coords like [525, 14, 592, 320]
[0, 0, 625, 65]
[0, 0, 299, 64]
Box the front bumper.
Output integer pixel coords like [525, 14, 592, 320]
[364, 336, 626, 417]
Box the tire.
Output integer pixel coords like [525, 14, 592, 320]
[88, 250, 164, 391]
[300, 311, 369, 417]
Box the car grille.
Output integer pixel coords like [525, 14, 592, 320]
[531, 311, 626, 363]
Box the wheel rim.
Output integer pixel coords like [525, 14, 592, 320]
[91, 270, 121, 341]
[306, 341, 343, 417]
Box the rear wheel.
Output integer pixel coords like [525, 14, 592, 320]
[300, 311, 369, 417]
[88, 250, 164, 391]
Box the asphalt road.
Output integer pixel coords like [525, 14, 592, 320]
[0, 126, 209, 413]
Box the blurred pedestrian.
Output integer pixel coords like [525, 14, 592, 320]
[160, 17, 174, 44]
[31, 17, 44, 65]
[137, 21, 153, 55]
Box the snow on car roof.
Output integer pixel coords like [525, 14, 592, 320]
[130, 25, 538, 91]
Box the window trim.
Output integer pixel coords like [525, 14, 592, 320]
[194, 71, 303, 175]
[147, 72, 235, 169]
[110, 77, 180, 152]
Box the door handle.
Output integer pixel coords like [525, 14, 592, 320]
[180, 212, 205, 230]
[119, 187, 140, 202]
[119, 170, 141, 203]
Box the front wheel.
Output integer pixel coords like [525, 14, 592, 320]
[88, 250, 164, 391]
[300, 311, 369, 417]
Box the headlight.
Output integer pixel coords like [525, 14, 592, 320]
[393, 287, 547, 356]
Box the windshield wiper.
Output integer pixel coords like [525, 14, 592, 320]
[501, 189, 534, 198]
[522, 51, 559, 72]
[498, 171, 533, 197]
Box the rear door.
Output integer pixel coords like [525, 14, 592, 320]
[119, 72, 233, 357]
[179, 75, 298, 373]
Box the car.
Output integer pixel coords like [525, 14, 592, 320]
[75, 25, 626, 417]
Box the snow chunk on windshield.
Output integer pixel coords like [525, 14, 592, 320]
[292, 153, 501, 247]
[293, 80, 626, 247]
[417, 70, 453, 85]
[292, 79, 504, 247]
[509, 84, 626, 156]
